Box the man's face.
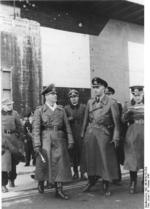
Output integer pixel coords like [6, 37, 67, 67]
[93, 85, 105, 97]
[70, 95, 79, 106]
[46, 92, 57, 103]
[2, 103, 13, 111]
[132, 91, 143, 104]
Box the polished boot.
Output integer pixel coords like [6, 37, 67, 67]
[129, 171, 137, 194]
[103, 180, 111, 196]
[73, 172, 79, 180]
[8, 180, 15, 187]
[83, 176, 97, 192]
[38, 181, 44, 193]
[73, 166, 79, 179]
[2, 186, 9, 193]
[80, 173, 87, 181]
[55, 182, 69, 200]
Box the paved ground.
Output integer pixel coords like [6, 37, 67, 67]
[2, 162, 144, 209]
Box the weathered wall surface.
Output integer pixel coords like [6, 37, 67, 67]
[90, 19, 144, 103]
[1, 16, 42, 116]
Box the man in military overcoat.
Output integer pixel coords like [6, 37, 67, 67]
[1, 98, 23, 192]
[32, 84, 74, 200]
[65, 89, 86, 179]
[81, 77, 120, 196]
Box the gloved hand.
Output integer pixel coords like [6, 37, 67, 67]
[2, 148, 5, 155]
[110, 139, 119, 148]
[34, 147, 41, 157]
[68, 143, 74, 150]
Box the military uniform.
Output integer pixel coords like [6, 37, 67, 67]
[2, 107, 23, 189]
[32, 104, 74, 183]
[122, 85, 144, 194]
[65, 95, 86, 178]
[81, 95, 120, 180]
[81, 77, 120, 195]
[24, 119, 34, 166]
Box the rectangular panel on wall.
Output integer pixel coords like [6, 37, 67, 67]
[2, 71, 11, 89]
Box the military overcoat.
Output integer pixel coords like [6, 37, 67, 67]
[32, 104, 74, 183]
[65, 103, 86, 166]
[81, 95, 120, 182]
[1, 110, 23, 171]
[122, 102, 144, 171]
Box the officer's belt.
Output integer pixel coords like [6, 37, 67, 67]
[4, 129, 16, 134]
[42, 125, 62, 131]
[88, 123, 114, 129]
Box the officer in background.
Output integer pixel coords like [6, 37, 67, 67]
[122, 85, 144, 194]
[81, 77, 120, 196]
[105, 86, 125, 184]
[65, 89, 86, 180]
[1, 98, 23, 192]
[32, 84, 74, 199]
[23, 112, 35, 166]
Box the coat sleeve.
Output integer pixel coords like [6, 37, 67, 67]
[63, 109, 74, 144]
[14, 111, 23, 138]
[110, 100, 120, 141]
[80, 101, 89, 138]
[32, 108, 42, 148]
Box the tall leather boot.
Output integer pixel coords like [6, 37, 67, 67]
[129, 171, 137, 194]
[83, 176, 97, 192]
[103, 180, 111, 196]
[73, 166, 79, 179]
[8, 180, 15, 187]
[55, 182, 69, 200]
[38, 181, 44, 193]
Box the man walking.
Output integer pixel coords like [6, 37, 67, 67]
[1, 98, 23, 192]
[32, 84, 74, 199]
[81, 77, 120, 196]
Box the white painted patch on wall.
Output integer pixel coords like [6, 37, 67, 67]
[128, 41, 144, 86]
[41, 27, 90, 88]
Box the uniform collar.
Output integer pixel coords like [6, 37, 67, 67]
[93, 94, 108, 105]
[44, 102, 57, 111]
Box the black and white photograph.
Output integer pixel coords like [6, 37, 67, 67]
[0, 0, 147, 209]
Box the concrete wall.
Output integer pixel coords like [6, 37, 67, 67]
[90, 19, 144, 103]
[41, 26, 90, 88]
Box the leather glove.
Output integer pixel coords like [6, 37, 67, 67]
[68, 143, 74, 150]
[110, 139, 119, 148]
[34, 147, 41, 157]
[2, 149, 5, 155]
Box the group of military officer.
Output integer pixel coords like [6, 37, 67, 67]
[1, 76, 144, 200]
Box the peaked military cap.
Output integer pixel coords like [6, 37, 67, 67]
[130, 85, 144, 95]
[2, 98, 14, 105]
[41, 84, 57, 95]
[105, 86, 115, 95]
[68, 89, 79, 97]
[92, 77, 108, 88]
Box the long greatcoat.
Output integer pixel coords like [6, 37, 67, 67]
[65, 103, 86, 166]
[1, 110, 23, 172]
[32, 104, 74, 183]
[122, 103, 144, 171]
[81, 95, 120, 182]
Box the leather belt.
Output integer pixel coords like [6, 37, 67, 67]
[89, 123, 113, 129]
[42, 125, 62, 131]
[4, 129, 16, 134]
[134, 119, 144, 124]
